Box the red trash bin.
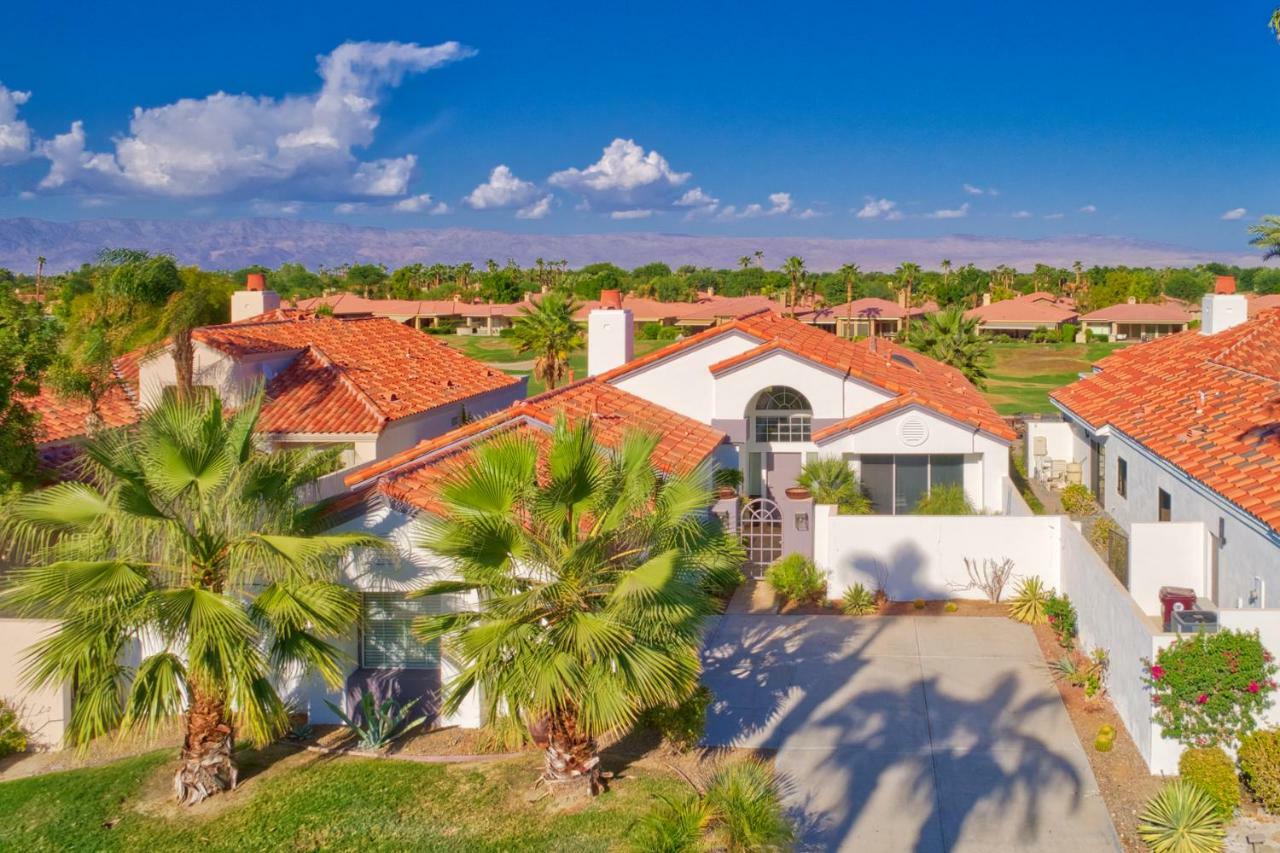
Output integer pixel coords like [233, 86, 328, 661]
[1159, 586, 1198, 631]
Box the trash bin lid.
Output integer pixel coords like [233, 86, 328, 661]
[1159, 586, 1196, 597]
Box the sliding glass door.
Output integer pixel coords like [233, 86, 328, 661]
[860, 454, 967, 515]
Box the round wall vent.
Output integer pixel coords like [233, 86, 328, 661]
[899, 417, 929, 447]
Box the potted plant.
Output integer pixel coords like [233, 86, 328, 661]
[713, 467, 742, 499]
[784, 485, 812, 500]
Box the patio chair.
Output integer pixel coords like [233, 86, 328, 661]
[1050, 459, 1068, 486]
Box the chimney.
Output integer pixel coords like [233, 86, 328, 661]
[230, 273, 281, 322]
[981, 292, 992, 307]
[1126, 296, 1137, 305]
[587, 292, 633, 376]
[1201, 276, 1247, 335]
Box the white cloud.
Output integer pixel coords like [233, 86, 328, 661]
[429, 201, 450, 215]
[0, 83, 33, 165]
[548, 138, 690, 212]
[797, 208, 823, 219]
[334, 202, 366, 214]
[516, 194, 552, 220]
[675, 186, 719, 218]
[963, 183, 983, 195]
[854, 197, 901, 220]
[927, 202, 970, 219]
[724, 191, 794, 220]
[393, 193, 443, 213]
[611, 209, 654, 220]
[1012, 210, 1032, 219]
[1044, 212, 1065, 220]
[36, 41, 474, 200]
[252, 199, 302, 215]
[1221, 207, 1247, 221]
[464, 164, 539, 210]
[18, 190, 35, 200]
[1079, 204, 1097, 214]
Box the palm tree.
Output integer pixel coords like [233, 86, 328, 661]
[1249, 215, 1280, 260]
[413, 418, 743, 794]
[894, 262, 922, 333]
[903, 306, 994, 388]
[510, 290, 584, 390]
[781, 256, 806, 316]
[753, 250, 764, 268]
[35, 255, 45, 300]
[838, 263, 860, 337]
[737, 255, 752, 271]
[1, 392, 379, 804]
[940, 258, 952, 286]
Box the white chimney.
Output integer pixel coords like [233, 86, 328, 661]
[230, 273, 281, 323]
[1201, 275, 1247, 336]
[587, 290, 633, 376]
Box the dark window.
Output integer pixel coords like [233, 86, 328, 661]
[894, 456, 929, 514]
[859, 454, 970, 515]
[1116, 458, 1127, 499]
[1157, 488, 1172, 522]
[860, 455, 895, 514]
[752, 386, 812, 442]
[361, 593, 443, 669]
[931, 455, 965, 490]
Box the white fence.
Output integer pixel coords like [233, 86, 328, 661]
[812, 507, 1187, 774]
[0, 619, 72, 750]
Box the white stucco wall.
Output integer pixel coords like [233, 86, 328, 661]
[0, 619, 73, 750]
[610, 330, 762, 421]
[1024, 419, 1078, 476]
[812, 505, 1062, 600]
[711, 350, 893, 421]
[1128, 522, 1209, 616]
[1219, 609, 1280, 729]
[1098, 429, 1280, 609]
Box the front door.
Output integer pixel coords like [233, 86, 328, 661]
[763, 451, 813, 563]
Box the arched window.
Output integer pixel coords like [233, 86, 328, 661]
[752, 386, 812, 442]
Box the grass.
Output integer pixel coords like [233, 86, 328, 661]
[983, 341, 1125, 415]
[438, 335, 670, 397]
[0, 746, 688, 852]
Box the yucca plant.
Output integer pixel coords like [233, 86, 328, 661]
[325, 692, 425, 750]
[841, 584, 878, 616]
[1137, 780, 1225, 853]
[0, 391, 381, 805]
[413, 416, 744, 795]
[1009, 576, 1050, 624]
[629, 760, 793, 852]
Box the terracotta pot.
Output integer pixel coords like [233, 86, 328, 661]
[784, 486, 812, 500]
[716, 486, 737, 499]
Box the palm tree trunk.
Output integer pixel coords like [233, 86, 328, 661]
[174, 685, 237, 805]
[542, 709, 601, 794]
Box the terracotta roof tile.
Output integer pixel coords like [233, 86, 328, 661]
[1080, 302, 1191, 323]
[29, 354, 141, 446]
[965, 295, 1079, 325]
[1052, 310, 1280, 534]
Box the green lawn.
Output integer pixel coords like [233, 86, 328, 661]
[439, 335, 670, 396]
[982, 341, 1125, 415]
[0, 747, 686, 852]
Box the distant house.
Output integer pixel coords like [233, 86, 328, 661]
[963, 291, 1079, 338]
[1248, 293, 1280, 317]
[1079, 299, 1191, 342]
[292, 293, 527, 335]
[672, 295, 783, 329]
[801, 297, 937, 339]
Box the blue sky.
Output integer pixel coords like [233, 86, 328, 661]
[1, 1, 1278, 250]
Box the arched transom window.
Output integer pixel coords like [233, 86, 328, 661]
[752, 386, 812, 442]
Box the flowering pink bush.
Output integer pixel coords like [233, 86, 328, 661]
[1143, 630, 1279, 748]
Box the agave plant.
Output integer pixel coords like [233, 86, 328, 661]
[841, 584, 878, 616]
[1137, 780, 1225, 853]
[1009, 576, 1050, 624]
[629, 760, 794, 852]
[324, 692, 426, 751]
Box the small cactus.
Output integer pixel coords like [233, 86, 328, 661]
[944, 601, 959, 613]
[1094, 725, 1116, 752]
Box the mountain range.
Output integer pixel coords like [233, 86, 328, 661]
[0, 217, 1264, 274]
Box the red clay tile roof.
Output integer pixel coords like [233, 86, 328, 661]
[1051, 310, 1280, 534]
[1080, 302, 1191, 324]
[676, 295, 782, 322]
[344, 379, 727, 514]
[811, 395, 922, 442]
[965, 295, 1079, 325]
[803, 297, 916, 321]
[1248, 295, 1280, 317]
[602, 310, 1015, 441]
[292, 294, 529, 319]
[193, 314, 521, 434]
[29, 354, 141, 446]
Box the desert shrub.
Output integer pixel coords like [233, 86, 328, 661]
[324, 692, 425, 750]
[1044, 592, 1078, 650]
[1239, 729, 1280, 813]
[841, 584, 878, 616]
[639, 686, 712, 753]
[639, 321, 663, 340]
[764, 554, 826, 604]
[1059, 483, 1096, 516]
[951, 556, 1016, 603]
[1050, 649, 1110, 699]
[657, 325, 682, 340]
[0, 699, 28, 757]
[1088, 515, 1119, 552]
[1095, 724, 1115, 752]
[1178, 747, 1240, 820]
[1009, 576, 1050, 624]
[944, 601, 959, 613]
[475, 711, 533, 753]
[912, 483, 974, 515]
[1144, 630, 1279, 749]
[1137, 780, 1226, 853]
[713, 467, 743, 493]
[1060, 322, 1079, 343]
[912, 598, 925, 610]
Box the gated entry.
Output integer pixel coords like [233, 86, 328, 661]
[741, 498, 783, 577]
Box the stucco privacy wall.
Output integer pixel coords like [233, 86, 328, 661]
[812, 506, 1063, 600]
[0, 619, 72, 749]
[1024, 418, 1083, 476]
[1128, 522, 1208, 615]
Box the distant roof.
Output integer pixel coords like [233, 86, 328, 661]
[675, 295, 781, 322]
[1052, 310, 1280, 534]
[964, 294, 1079, 325]
[345, 379, 726, 514]
[293, 293, 529, 318]
[1079, 302, 1191, 323]
[802, 297, 935, 322]
[1249, 294, 1280, 317]
[599, 309, 1014, 441]
[193, 314, 521, 434]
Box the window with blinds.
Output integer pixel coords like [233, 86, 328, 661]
[360, 592, 444, 669]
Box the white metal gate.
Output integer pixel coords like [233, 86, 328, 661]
[741, 498, 783, 577]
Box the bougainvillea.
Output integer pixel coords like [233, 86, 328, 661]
[1142, 630, 1279, 748]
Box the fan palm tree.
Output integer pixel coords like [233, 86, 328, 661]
[838, 262, 860, 339]
[904, 306, 994, 388]
[1249, 215, 1280, 260]
[413, 418, 744, 794]
[781, 256, 806, 316]
[894, 262, 922, 333]
[737, 255, 752, 271]
[0, 391, 380, 805]
[511, 290, 584, 390]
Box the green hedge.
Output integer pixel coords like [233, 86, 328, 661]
[1178, 746, 1239, 819]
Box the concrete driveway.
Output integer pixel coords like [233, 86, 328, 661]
[701, 615, 1120, 852]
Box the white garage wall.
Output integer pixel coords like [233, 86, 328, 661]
[0, 619, 72, 750]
